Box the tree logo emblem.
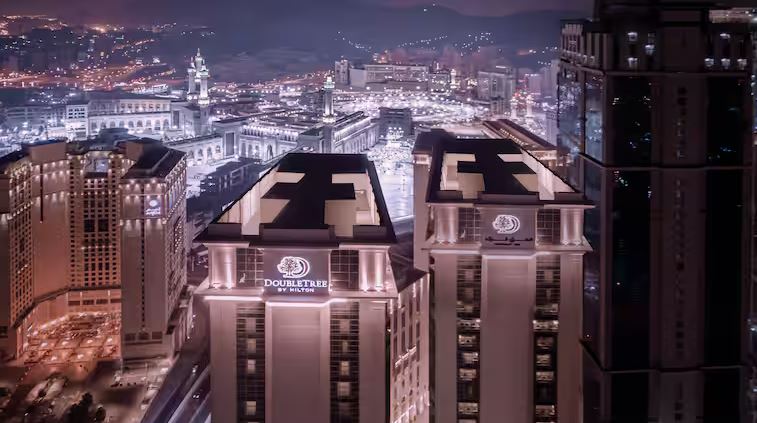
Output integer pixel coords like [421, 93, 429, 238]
[492, 215, 521, 234]
[276, 256, 311, 278]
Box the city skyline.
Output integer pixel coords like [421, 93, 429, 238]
[0, 1, 752, 422]
[0, 0, 592, 22]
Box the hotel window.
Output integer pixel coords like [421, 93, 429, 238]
[533, 320, 559, 332]
[535, 405, 556, 418]
[245, 401, 257, 416]
[337, 382, 351, 398]
[338, 402, 351, 417]
[461, 352, 479, 365]
[458, 368, 477, 382]
[458, 402, 479, 415]
[457, 319, 480, 331]
[330, 250, 359, 290]
[536, 354, 552, 368]
[246, 359, 256, 374]
[246, 338, 257, 353]
[458, 334, 477, 347]
[458, 208, 481, 242]
[536, 336, 554, 349]
[339, 319, 350, 334]
[536, 209, 561, 245]
[536, 371, 554, 382]
[339, 361, 350, 376]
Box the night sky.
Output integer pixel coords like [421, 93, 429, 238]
[0, 0, 592, 21]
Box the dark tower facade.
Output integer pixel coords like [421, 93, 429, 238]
[558, 1, 754, 421]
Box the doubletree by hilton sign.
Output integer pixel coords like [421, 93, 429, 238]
[262, 250, 330, 295]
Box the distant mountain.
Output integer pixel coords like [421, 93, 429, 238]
[2, 0, 584, 81]
[3, 0, 583, 56]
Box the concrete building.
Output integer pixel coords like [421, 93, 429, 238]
[120, 141, 189, 360]
[335, 59, 350, 86]
[198, 153, 397, 423]
[411, 130, 591, 423]
[525, 73, 544, 96]
[298, 112, 379, 154]
[199, 157, 263, 198]
[0, 138, 188, 360]
[63, 91, 173, 140]
[482, 119, 558, 167]
[558, 1, 753, 420]
[477, 67, 516, 102]
[349, 64, 429, 90]
[3, 104, 65, 132]
[540, 59, 560, 100]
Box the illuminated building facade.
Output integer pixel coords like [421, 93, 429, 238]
[558, 0, 753, 420]
[199, 153, 397, 423]
[171, 49, 213, 138]
[3, 104, 65, 132]
[476, 68, 516, 102]
[187, 48, 210, 107]
[64, 92, 173, 140]
[349, 64, 430, 91]
[120, 141, 189, 359]
[335, 59, 351, 86]
[0, 138, 188, 360]
[412, 130, 591, 423]
[323, 75, 335, 122]
[298, 111, 379, 154]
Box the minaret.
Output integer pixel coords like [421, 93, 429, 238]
[320, 75, 336, 153]
[510, 97, 518, 120]
[525, 95, 534, 119]
[196, 49, 210, 107]
[187, 57, 197, 98]
[323, 75, 335, 123]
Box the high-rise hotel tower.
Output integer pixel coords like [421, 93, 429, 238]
[410, 130, 592, 423]
[558, 0, 754, 420]
[198, 153, 397, 423]
[0, 137, 188, 360]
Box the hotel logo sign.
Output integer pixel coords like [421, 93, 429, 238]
[481, 209, 536, 249]
[263, 252, 330, 295]
[277, 256, 311, 278]
[492, 214, 521, 234]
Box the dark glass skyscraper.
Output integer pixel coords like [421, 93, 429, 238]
[558, 1, 754, 421]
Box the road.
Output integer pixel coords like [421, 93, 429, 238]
[141, 289, 210, 423]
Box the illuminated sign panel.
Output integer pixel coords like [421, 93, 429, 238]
[263, 250, 329, 295]
[492, 214, 521, 234]
[480, 209, 535, 249]
[144, 197, 162, 217]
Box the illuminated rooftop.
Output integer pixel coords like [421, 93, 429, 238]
[200, 153, 395, 246]
[415, 130, 587, 205]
